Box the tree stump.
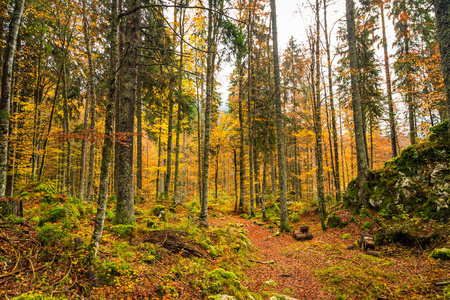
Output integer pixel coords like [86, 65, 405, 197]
[300, 225, 309, 233]
[359, 232, 375, 251]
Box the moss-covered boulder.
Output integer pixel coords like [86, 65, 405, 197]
[343, 121, 450, 221]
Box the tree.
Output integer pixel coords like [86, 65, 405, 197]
[435, 0, 450, 125]
[114, 0, 141, 225]
[345, 0, 370, 206]
[91, 0, 119, 256]
[313, 0, 326, 229]
[378, 0, 398, 157]
[0, 0, 26, 216]
[270, 0, 289, 231]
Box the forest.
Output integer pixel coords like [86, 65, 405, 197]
[0, 0, 449, 299]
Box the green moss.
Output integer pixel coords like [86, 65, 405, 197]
[430, 248, 450, 261]
[109, 224, 135, 238]
[326, 213, 347, 228]
[342, 233, 352, 239]
[361, 222, 374, 231]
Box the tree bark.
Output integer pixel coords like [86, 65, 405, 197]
[346, 0, 370, 206]
[270, 0, 289, 232]
[379, 2, 398, 157]
[114, 0, 140, 225]
[238, 58, 245, 212]
[247, 1, 255, 217]
[91, 0, 119, 257]
[313, 3, 326, 229]
[323, 0, 341, 202]
[0, 0, 25, 216]
[200, 0, 218, 222]
[435, 0, 450, 126]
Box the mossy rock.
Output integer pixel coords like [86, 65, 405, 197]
[430, 248, 450, 261]
[326, 213, 347, 228]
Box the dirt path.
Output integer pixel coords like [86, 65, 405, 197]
[212, 213, 337, 300]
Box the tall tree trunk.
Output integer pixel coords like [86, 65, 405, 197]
[313, 3, 326, 229]
[164, 90, 174, 199]
[346, 0, 370, 206]
[435, 0, 450, 126]
[62, 56, 71, 196]
[247, 1, 255, 217]
[379, 2, 398, 157]
[238, 59, 245, 211]
[270, 0, 289, 232]
[82, 0, 97, 202]
[91, 0, 119, 257]
[323, 0, 341, 202]
[173, 1, 185, 204]
[0, 0, 25, 217]
[136, 80, 142, 191]
[114, 0, 140, 225]
[233, 149, 238, 210]
[156, 118, 162, 201]
[200, 0, 217, 222]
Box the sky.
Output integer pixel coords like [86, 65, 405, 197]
[218, 0, 345, 108]
[218, 0, 397, 110]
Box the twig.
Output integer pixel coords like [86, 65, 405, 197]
[435, 281, 450, 286]
[249, 259, 276, 264]
[26, 257, 36, 280]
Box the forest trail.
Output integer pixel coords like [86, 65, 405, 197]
[211, 212, 346, 299]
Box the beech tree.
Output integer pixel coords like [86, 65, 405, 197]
[0, 0, 26, 216]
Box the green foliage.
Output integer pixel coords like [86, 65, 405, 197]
[361, 221, 374, 231]
[151, 205, 166, 217]
[37, 224, 67, 246]
[109, 224, 135, 239]
[38, 206, 68, 226]
[430, 248, 450, 261]
[96, 261, 132, 286]
[11, 292, 66, 300]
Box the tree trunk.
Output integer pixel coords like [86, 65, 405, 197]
[91, 0, 119, 257]
[435, 0, 450, 126]
[164, 89, 174, 199]
[0, 0, 25, 216]
[238, 59, 245, 212]
[323, 0, 341, 202]
[136, 81, 143, 192]
[313, 3, 326, 229]
[247, 2, 255, 217]
[379, 3, 398, 157]
[200, 0, 218, 222]
[346, 0, 370, 206]
[83, 0, 97, 202]
[173, 1, 185, 204]
[114, 0, 140, 225]
[270, 0, 289, 232]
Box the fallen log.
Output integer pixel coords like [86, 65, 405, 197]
[366, 249, 380, 257]
[435, 281, 450, 287]
[294, 232, 313, 240]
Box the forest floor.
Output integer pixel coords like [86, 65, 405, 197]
[1, 186, 449, 299]
[209, 207, 450, 300]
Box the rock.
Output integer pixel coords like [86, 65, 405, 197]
[209, 295, 237, 300]
[270, 294, 299, 300]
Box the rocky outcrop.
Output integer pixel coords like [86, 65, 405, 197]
[343, 121, 450, 221]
